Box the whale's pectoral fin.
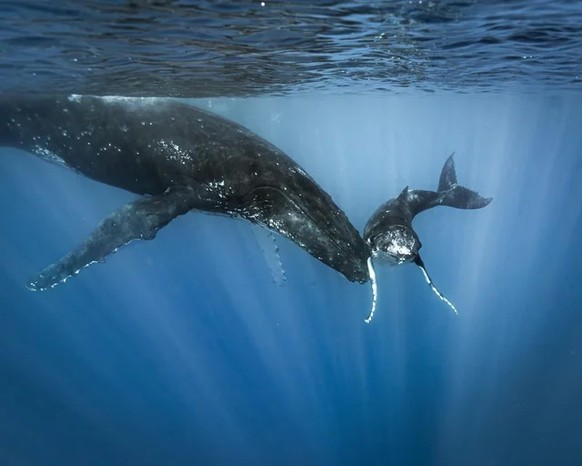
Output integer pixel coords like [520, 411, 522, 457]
[28, 186, 203, 291]
[414, 255, 458, 315]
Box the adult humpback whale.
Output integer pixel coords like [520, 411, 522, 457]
[0, 95, 371, 290]
[363, 154, 492, 321]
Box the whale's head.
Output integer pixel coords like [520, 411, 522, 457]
[366, 224, 421, 265]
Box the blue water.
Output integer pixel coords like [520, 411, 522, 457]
[1, 1, 582, 465]
[1, 94, 581, 465]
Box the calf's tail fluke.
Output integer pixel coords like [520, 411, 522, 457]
[437, 153, 492, 210]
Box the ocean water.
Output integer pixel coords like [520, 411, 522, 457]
[1, 2, 582, 466]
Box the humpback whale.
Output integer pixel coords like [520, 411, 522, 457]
[363, 154, 492, 321]
[0, 95, 371, 290]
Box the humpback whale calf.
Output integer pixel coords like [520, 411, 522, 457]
[363, 154, 492, 322]
[0, 95, 371, 290]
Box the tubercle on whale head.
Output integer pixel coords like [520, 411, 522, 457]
[365, 224, 421, 266]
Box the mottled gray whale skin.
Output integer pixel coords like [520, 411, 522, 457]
[0, 95, 370, 290]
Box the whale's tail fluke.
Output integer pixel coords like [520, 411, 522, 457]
[436, 153, 492, 210]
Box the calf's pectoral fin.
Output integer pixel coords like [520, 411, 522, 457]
[28, 186, 204, 291]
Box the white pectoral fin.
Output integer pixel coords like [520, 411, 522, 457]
[414, 255, 458, 315]
[28, 186, 201, 291]
[364, 257, 378, 324]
